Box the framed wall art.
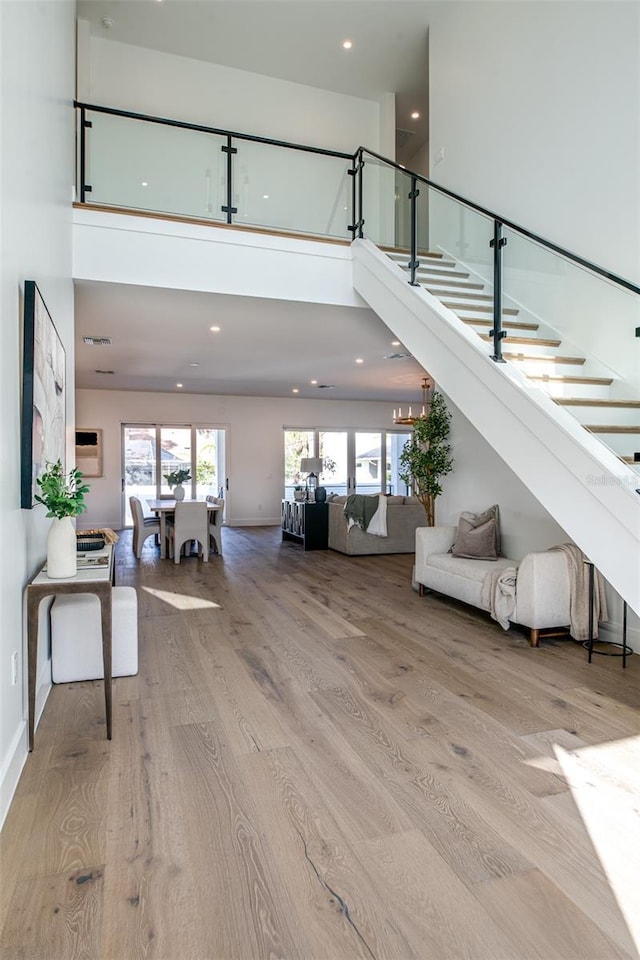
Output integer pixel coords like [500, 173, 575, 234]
[21, 281, 66, 508]
[75, 428, 103, 477]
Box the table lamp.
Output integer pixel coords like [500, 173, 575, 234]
[300, 457, 324, 501]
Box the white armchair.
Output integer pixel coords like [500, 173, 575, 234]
[166, 501, 209, 564]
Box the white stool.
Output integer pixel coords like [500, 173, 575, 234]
[51, 586, 138, 683]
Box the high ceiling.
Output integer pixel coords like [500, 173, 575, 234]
[74, 0, 432, 401]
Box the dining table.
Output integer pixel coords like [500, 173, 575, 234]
[146, 498, 221, 559]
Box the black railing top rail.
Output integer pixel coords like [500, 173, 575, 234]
[73, 101, 640, 297]
[74, 100, 354, 162]
[358, 147, 640, 297]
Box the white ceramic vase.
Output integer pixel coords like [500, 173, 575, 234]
[173, 483, 185, 502]
[47, 516, 77, 579]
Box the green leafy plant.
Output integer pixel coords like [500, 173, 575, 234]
[399, 391, 454, 525]
[163, 468, 192, 487]
[34, 460, 90, 519]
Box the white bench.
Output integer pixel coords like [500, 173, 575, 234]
[51, 586, 138, 682]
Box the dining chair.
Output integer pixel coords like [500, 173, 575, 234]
[207, 496, 225, 555]
[130, 496, 161, 559]
[166, 501, 209, 564]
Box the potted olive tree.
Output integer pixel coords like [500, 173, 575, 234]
[35, 460, 90, 578]
[399, 391, 454, 526]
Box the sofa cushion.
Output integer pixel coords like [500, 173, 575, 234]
[403, 496, 422, 505]
[386, 495, 405, 505]
[428, 552, 514, 584]
[452, 504, 501, 560]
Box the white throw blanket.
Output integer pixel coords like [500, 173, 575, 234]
[481, 565, 518, 631]
[365, 494, 388, 538]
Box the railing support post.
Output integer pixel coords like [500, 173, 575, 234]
[347, 150, 365, 239]
[489, 220, 507, 362]
[220, 135, 238, 225]
[79, 107, 93, 203]
[408, 176, 420, 286]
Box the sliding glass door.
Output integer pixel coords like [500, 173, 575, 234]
[122, 423, 227, 525]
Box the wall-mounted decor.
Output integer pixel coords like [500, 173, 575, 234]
[75, 428, 103, 477]
[21, 281, 66, 508]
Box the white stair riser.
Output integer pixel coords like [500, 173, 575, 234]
[534, 381, 612, 400]
[560, 406, 640, 428]
[586, 433, 640, 457]
[507, 357, 586, 377]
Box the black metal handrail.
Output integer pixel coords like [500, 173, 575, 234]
[359, 147, 640, 297]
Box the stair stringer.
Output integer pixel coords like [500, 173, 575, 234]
[352, 239, 640, 616]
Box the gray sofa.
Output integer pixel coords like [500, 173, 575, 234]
[328, 495, 428, 555]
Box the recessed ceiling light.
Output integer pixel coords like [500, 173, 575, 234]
[176, 383, 183, 388]
[342, 40, 353, 50]
[411, 111, 420, 120]
[310, 379, 318, 385]
[210, 325, 220, 332]
[263, 194, 269, 199]
[189, 362, 200, 367]
[292, 388, 299, 394]
[141, 181, 148, 187]
[392, 340, 401, 346]
[355, 357, 364, 364]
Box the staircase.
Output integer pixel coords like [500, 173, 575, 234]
[352, 239, 640, 615]
[383, 247, 640, 472]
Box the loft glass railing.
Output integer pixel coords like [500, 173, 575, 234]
[77, 104, 354, 239]
[75, 103, 640, 406]
[86, 110, 228, 222]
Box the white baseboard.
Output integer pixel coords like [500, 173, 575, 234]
[0, 677, 51, 831]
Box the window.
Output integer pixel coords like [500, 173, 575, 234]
[284, 427, 411, 497]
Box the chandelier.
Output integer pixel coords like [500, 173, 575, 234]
[393, 376, 433, 425]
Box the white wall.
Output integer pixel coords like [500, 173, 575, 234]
[428, 1, 639, 280]
[75, 389, 396, 529]
[85, 36, 382, 155]
[0, 1, 75, 825]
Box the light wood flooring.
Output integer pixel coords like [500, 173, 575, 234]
[2, 526, 639, 960]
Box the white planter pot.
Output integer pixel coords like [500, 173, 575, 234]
[173, 484, 185, 502]
[47, 516, 77, 579]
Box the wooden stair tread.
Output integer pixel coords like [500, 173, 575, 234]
[554, 398, 640, 408]
[505, 353, 585, 365]
[383, 246, 443, 258]
[585, 424, 640, 434]
[527, 374, 613, 385]
[481, 335, 561, 348]
[444, 303, 519, 316]
[424, 279, 485, 290]
[461, 318, 539, 331]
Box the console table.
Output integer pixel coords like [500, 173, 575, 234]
[281, 500, 328, 550]
[26, 544, 115, 750]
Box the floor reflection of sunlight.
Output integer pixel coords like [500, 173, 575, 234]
[554, 737, 640, 953]
[141, 586, 221, 610]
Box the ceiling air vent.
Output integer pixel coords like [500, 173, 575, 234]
[384, 352, 411, 360]
[83, 336, 112, 346]
[316, 384, 335, 390]
[94, 369, 115, 375]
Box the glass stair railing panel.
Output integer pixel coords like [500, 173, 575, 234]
[502, 228, 640, 400]
[233, 139, 352, 239]
[85, 110, 228, 222]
